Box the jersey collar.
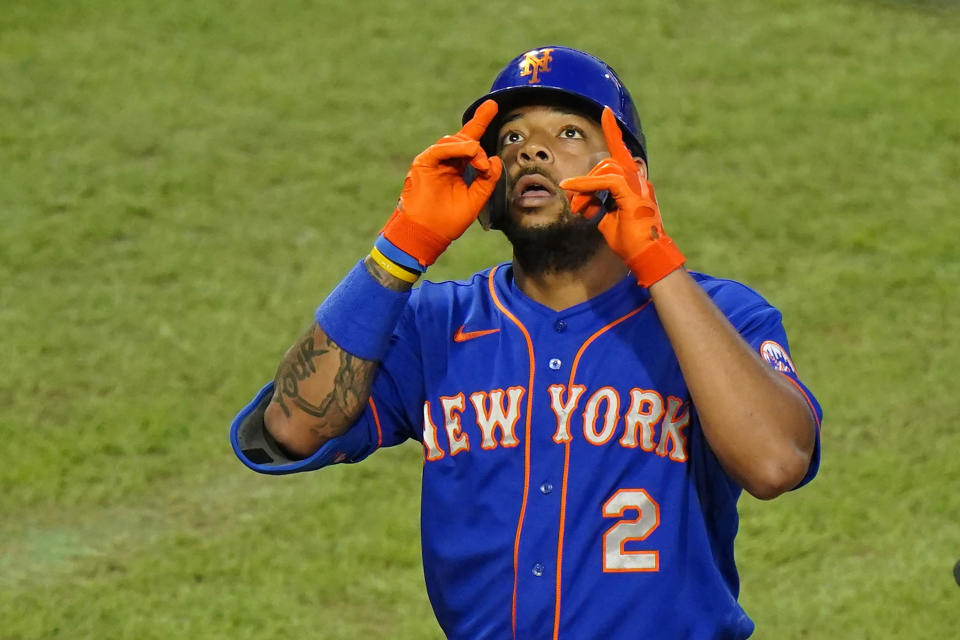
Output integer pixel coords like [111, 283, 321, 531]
[492, 262, 650, 325]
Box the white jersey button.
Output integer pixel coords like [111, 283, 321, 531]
[532, 563, 545, 577]
[540, 482, 553, 495]
[548, 358, 562, 370]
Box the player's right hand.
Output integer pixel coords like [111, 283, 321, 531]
[380, 100, 503, 268]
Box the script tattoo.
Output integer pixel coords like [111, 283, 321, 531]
[271, 328, 377, 438]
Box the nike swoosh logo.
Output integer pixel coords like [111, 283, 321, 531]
[453, 325, 500, 343]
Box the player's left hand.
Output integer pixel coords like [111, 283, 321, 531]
[559, 107, 685, 288]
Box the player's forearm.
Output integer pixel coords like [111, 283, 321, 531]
[263, 258, 414, 458]
[649, 269, 817, 499]
[264, 322, 377, 458]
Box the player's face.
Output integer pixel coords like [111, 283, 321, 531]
[496, 105, 610, 228]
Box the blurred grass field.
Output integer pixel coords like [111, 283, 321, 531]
[2, 0, 959, 637]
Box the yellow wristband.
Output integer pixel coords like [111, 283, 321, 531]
[369, 247, 419, 283]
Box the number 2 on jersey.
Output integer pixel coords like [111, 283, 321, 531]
[602, 489, 660, 572]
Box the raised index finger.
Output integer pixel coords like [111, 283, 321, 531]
[459, 99, 499, 141]
[601, 107, 638, 171]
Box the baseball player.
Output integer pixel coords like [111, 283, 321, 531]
[231, 46, 822, 639]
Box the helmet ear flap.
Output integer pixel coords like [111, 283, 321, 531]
[480, 171, 508, 230]
[465, 166, 508, 231]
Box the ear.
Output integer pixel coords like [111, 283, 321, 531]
[634, 157, 648, 180]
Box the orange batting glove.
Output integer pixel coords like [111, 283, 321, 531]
[560, 107, 685, 288]
[380, 100, 503, 268]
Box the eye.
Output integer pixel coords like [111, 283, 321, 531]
[501, 131, 524, 146]
[560, 126, 584, 140]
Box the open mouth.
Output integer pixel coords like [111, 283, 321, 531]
[512, 174, 558, 208]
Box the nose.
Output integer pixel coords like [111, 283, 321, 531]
[517, 139, 553, 166]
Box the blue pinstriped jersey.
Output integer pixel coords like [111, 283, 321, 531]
[231, 263, 822, 639]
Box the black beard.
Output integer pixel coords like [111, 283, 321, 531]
[500, 208, 606, 276]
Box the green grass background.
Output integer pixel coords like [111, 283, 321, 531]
[2, 0, 958, 637]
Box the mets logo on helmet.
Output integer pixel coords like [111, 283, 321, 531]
[760, 340, 797, 375]
[519, 48, 554, 84]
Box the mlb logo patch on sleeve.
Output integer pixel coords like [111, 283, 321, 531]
[760, 340, 797, 375]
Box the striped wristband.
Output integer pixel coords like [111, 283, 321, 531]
[374, 234, 425, 273]
[369, 246, 419, 283]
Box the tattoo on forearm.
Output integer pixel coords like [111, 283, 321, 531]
[271, 335, 328, 417]
[271, 328, 377, 437]
[269, 253, 407, 437]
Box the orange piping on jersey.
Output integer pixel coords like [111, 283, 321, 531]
[487, 265, 536, 640]
[553, 301, 650, 639]
[368, 397, 383, 448]
[552, 427, 573, 639]
[777, 371, 822, 429]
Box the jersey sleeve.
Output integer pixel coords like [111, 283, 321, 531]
[229, 302, 424, 476]
[701, 277, 823, 488]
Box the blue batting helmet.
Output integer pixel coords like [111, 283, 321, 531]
[462, 46, 647, 162]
